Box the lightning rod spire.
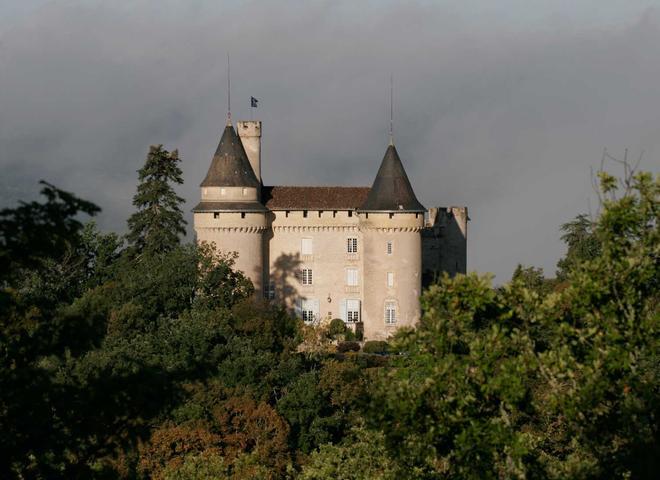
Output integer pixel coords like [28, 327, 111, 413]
[389, 74, 394, 145]
[227, 53, 231, 125]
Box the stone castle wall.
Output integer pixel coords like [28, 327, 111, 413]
[421, 207, 468, 286]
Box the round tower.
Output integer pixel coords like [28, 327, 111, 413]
[193, 121, 266, 292]
[358, 143, 425, 340]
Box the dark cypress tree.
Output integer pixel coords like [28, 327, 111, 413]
[126, 145, 186, 257]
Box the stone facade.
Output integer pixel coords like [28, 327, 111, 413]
[194, 120, 467, 340]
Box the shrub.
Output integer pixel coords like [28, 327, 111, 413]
[362, 341, 389, 354]
[327, 318, 347, 337]
[336, 341, 360, 353]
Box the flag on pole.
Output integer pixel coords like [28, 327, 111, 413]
[251, 96, 259, 108]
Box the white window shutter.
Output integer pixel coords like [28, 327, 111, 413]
[301, 238, 313, 255]
[340, 299, 347, 321]
[313, 299, 320, 321]
[294, 298, 302, 317]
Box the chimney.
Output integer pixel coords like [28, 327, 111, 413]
[237, 120, 262, 182]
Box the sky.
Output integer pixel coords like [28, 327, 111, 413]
[1, 0, 659, 282]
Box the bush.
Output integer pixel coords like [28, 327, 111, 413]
[336, 341, 360, 353]
[362, 341, 389, 354]
[327, 318, 347, 337]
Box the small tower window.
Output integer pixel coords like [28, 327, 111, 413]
[242, 188, 248, 196]
[214, 212, 219, 219]
[301, 238, 313, 255]
[389, 213, 394, 219]
[241, 212, 246, 219]
[301, 268, 313, 285]
[303, 210, 308, 218]
[346, 268, 359, 286]
[348, 211, 353, 217]
[221, 188, 226, 196]
[386, 241, 393, 255]
[347, 238, 358, 253]
[385, 301, 397, 324]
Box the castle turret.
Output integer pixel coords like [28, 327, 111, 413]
[193, 121, 267, 291]
[237, 120, 262, 183]
[358, 143, 425, 340]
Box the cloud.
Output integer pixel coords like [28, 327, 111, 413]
[1, 1, 658, 281]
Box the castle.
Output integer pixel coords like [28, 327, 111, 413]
[193, 119, 467, 340]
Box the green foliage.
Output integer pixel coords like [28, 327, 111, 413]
[0, 181, 100, 281]
[360, 170, 659, 478]
[1, 168, 656, 479]
[556, 213, 601, 280]
[511, 263, 557, 296]
[126, 145, 186, 257]
[362, 340, 389, 354]
[300, 426, 397, 480]
[328, 318, 347, 336]
[336, 341, 361, 353]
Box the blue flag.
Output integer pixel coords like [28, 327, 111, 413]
[251, 96, 258, 108]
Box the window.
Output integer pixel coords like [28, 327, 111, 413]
[241, 212, 246, 219]
[347, 238, 358, 253]
[301, 268, 313, 285]
[302, 309, 315, 323]
[301, 238, 313, 255]
[385, 301, 397, 324]
[348, 211, 353, 217]
[213, 212, 219, 219]
[387, 272, 394, 287]
[242, 187, 248, 196]
[264, 283, 275, 300]
[346, 299, 360, 322]
[387, 241, 393, 255]
[346, 268, 358, 286]
[300, 299, 319, 324]
[303, 210, 308, 218]
[221, 188, 226, 196]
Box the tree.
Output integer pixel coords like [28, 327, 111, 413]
[0, 182, 101, 478]
[556, 214, 601, 280]
[126, 145, 186, 257]
[360, 170, 658, 478]
[511, 263, 554, 295]
[0, 181, 99, 284]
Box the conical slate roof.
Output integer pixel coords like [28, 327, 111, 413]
[359, 144, 425, 212]
[200, 124, 260, 187]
